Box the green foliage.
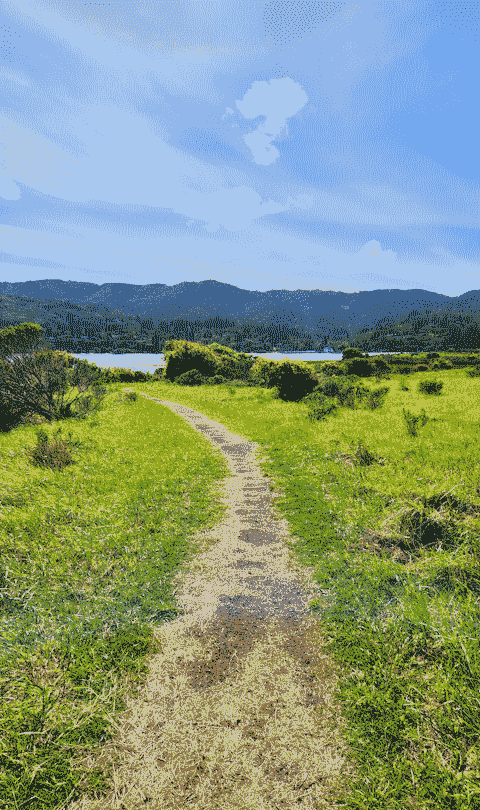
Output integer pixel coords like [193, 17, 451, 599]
[365, 385, 390, 410]
[24, 425, 83, 471]
[418, 379, 444, 396]
[426, 352, 440, 359]
[175, 368, 207, 386]
[466, 366, 480, 378]
[124, 390, 138, 402]
[415, 363, 430, 372]
[318, 360, 344, 377]
[341, 347, 365, 360]
[402, 406, 429, 437]
[0, 343, 107, 430]
[0, 322, 49, 361]
[342, 357, 374, 378]
[249, 357, 318, 402]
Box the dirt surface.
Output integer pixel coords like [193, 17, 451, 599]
[67, 390, 358, 810]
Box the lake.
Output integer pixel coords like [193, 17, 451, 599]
[65, 350, 404, 374]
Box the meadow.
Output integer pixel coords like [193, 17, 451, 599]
[1, 351, 480, 809]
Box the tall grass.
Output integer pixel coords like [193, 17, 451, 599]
[1, 358, 480, 808]
[0, 383, 230, 808]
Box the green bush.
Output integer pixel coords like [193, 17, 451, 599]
[24, 426, 83, 471]
[402, 407, 429, 437]
[418, 379, 444, 396]
[466, 366, 480, 378]
[342, 358, 374, 378]
[426, 352, 440, 359]
[414, 363, 430, 372]
[175, 369, 206, 386]
[249, 358, 318, 402]
[164, 340, 218, 382]
[301, 390, 339, 422]
[397, 365, 413, 375]
[372, 357, 391, 372]
[365, 386, 390, 410]
[439, 359, 453, 370]
[341, 347, 365, 360]
[124, 390, 138, 402]
[318, 361, 344, 377]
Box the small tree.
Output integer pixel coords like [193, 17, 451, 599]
[0, 322, 107, 427]
[341, 347, 365, 360]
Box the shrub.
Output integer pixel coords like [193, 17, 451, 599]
[347, 439, 379, 466]
[25, 426, 82, 471]
[466, 366, 480, 378]
[175, 368, 206, 386]
[397, 365, 413, 375]
[365, 386, 390, 410]
[211, 374, 227, 385]
[153, 367, 165, 378]
[418, 379, 443, 396]
[426, 352, 440, 359]
[342, 358, 374, 378]
[414, 363, 430, 372]
[124, 390, 138, 402]
[319, 361, 344, 377]
[341, 347, 365, 360]
[249, 358, 318, 402]
[301, 390, 338, 422]
[0, 345, 107, 428]
[372, 357, 391, 372]
[164, 340, 220, 382]
[439, 359, 453, 370]
[402, 407, 429, 437]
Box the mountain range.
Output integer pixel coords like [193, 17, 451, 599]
[0, 279, 477, 331]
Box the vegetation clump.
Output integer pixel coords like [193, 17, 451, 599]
[3, 334, 480, 809]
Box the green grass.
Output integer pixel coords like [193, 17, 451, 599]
[0, 383, 231, 809]
[2, 357, 480, 808]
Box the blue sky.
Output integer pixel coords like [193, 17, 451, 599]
[0, 0, 479, 297]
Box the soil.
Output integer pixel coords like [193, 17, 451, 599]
[67, 389, 358, 810]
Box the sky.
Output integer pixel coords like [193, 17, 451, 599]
[0, 0, 479, 297]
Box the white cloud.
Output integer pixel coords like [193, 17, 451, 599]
[236, 77, 307, 165]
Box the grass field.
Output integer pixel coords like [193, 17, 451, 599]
[1, 356, 480, 808]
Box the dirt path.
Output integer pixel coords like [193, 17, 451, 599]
[68, 390, 358, 810]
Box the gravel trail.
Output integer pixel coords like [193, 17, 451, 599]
[68, 390, 357, 810]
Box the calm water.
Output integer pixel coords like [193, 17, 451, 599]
[66, 350, 403, 374]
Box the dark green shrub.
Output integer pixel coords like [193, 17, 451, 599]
[439, 359, 453, 370]
[153, 367, 165, 378]
[164, 340, 218, 382]
[175, 369, 206, 386]
[319, 361, 344, 377]
[418, 379, 443, 396]
[402, 407, 429, 437]
[365, 386, 390, 410]
[426, 352, 440, 359]
[211, 374, 227, 385]
[466, 366, 480, 378]
[301, 390, 338, 422]
[397, 365, 412, 375]
[415, 363, 430, 372]
[249, 358, 318, 402]
[25, 426, 82, 471]
[124, 390, 138, 402]
[341, 347, 365, 360]
[343, 358, 373, 378]
[372, 357, 391, 372]
[347, 439, 379, 466]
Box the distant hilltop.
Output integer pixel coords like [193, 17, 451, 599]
[0, 279, 478, 326]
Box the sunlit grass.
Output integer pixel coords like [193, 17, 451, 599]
[1, 359, 480, 808]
